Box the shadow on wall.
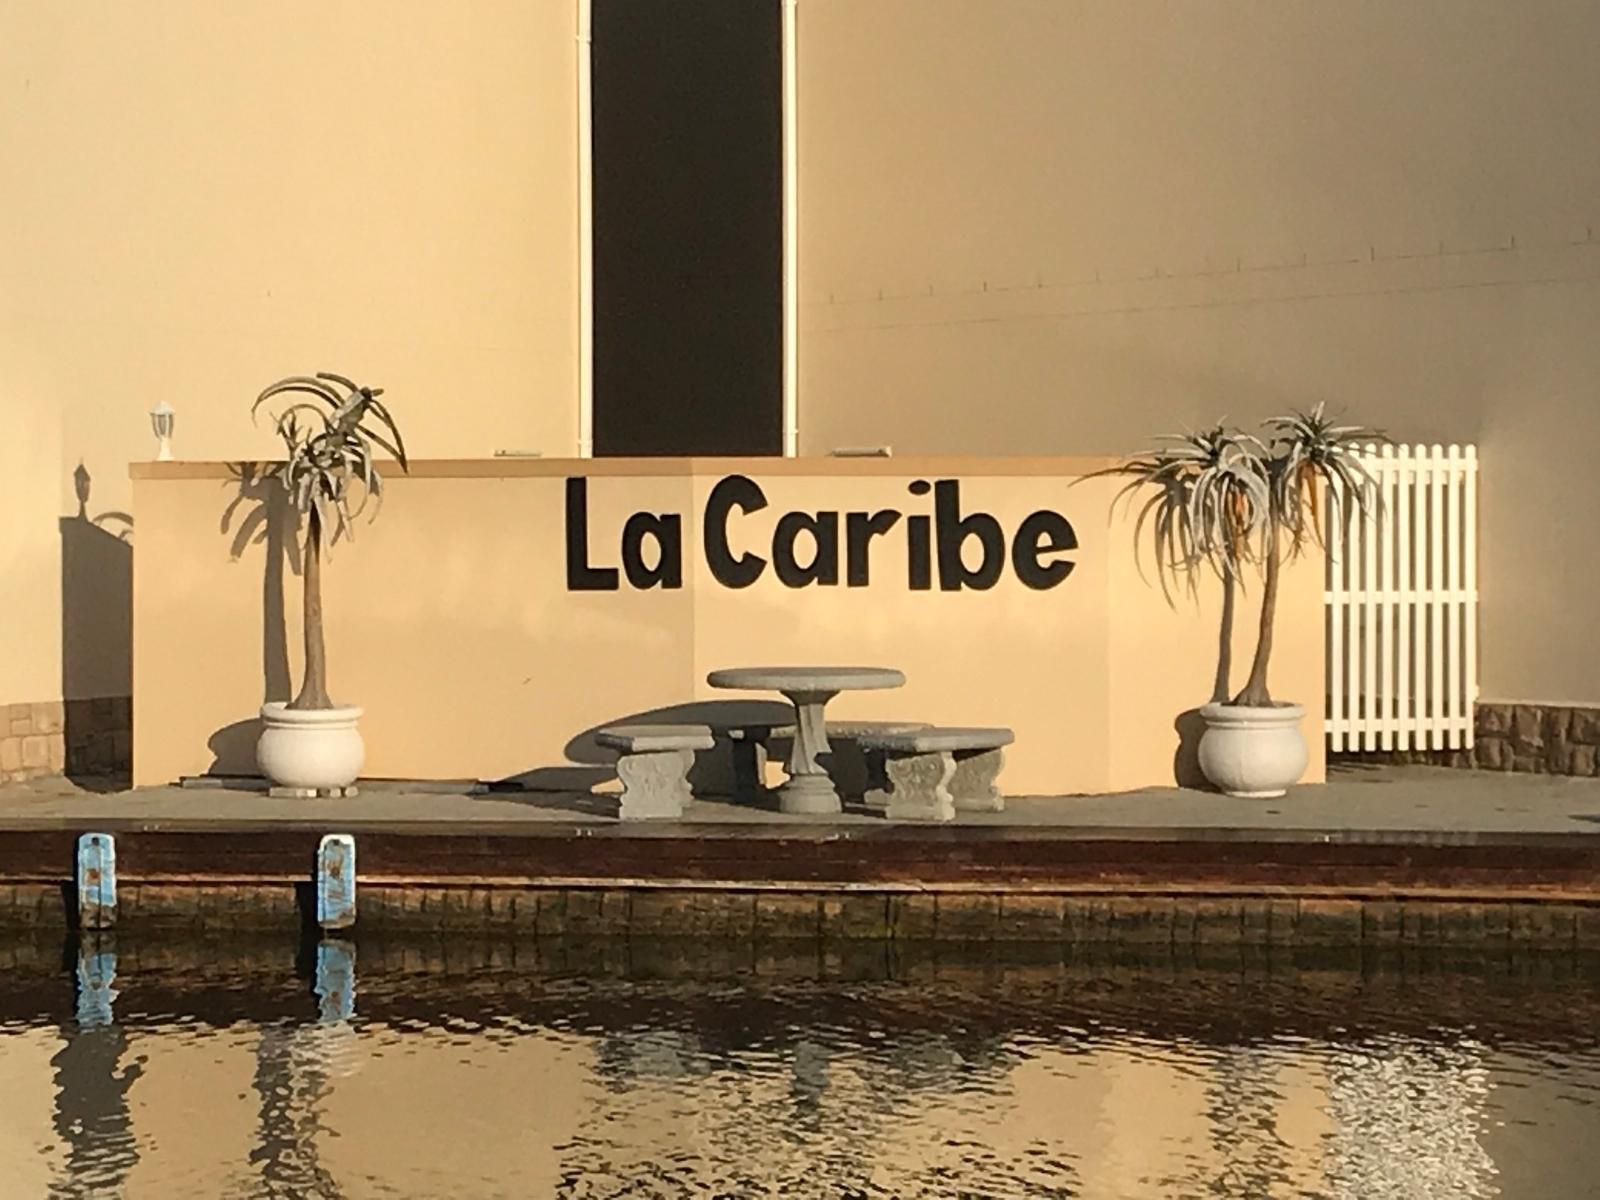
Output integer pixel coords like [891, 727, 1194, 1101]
[205, 467, 792, 790]
[60, 464, 133, 781]
[1173, 709, 1211, 790]
[1170, 563, 1235, 790]
[520, 701, 1218, 804]
[499, 699, 795, 813]
[207, 464, 298, 776]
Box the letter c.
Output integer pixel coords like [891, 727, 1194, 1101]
[704, 474, 768, 587]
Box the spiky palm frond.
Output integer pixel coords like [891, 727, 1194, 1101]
[1264, 401, 1385, 556]
[252, 373, 408, 550]
[1088, 424, 1272, 604]
[1102, 402, 1382, 709]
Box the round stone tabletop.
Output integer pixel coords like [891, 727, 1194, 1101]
[706, 666, 906, 693]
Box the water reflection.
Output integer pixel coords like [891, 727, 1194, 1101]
[2, 936, 1599, 1198]
[247, 940, 360, 1198]
[1323, 1038, 1496, 1198]
[1202, 1046, 1293, 1197]
[50, 938, 141, 1198]
[248, 1022, 339, 1197]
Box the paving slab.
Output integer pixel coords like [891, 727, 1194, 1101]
[1, 765, 1597, 837]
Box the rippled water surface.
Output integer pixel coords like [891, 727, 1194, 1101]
[3, 938, 1600, 1199]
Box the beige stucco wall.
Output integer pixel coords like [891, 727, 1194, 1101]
[0, 0, 579, 712]
[9, 0, 1596, 748]
[796, 0, 1600, 705]
[131, 458, 1322, 793]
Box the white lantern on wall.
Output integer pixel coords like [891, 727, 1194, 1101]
[150, 401, 174, 461]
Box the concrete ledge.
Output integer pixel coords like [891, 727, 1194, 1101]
[129, 454, 1122, 482]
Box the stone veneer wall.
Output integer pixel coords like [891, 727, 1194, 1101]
[1335, 702, 1600, 776]
[0, 697, 132, 783]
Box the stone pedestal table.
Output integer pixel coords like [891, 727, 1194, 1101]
[705, 667, 906, 814]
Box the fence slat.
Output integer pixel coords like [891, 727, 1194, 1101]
[1328, 473, 1345, 752]
[1346, 465, 1362, 746]
[1379, 444, 1395, 751]
[1324, 443, 1477, 755]
[1463, 446, 1478, 749]
[1440, 448, 1452, 752]
[1416, 447, 1430, 747]
[1445, 445, 1462, 749]
[1396, 445, 1412, 752]
[1361, 443, 1378, 749]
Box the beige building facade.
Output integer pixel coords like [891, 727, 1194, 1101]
[4, 1, 1599, 783]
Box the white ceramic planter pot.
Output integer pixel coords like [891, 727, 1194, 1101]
[1196, 702, 1308, 798]
[256, 702, 365, 792]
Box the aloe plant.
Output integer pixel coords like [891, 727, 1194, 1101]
[1234, 403, 1382, 707]
[252, 373, 408, 710]
[1100, 405, 1380, 708]
[1094, 425, 1273, 703]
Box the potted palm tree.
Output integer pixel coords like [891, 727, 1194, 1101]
[251, 373, 407, 795]
[1101, 405, 1378, 796]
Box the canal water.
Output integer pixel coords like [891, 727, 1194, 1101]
[2, 936, 1598, 1198]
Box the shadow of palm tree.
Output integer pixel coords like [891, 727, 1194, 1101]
[204, 464, 299, 777]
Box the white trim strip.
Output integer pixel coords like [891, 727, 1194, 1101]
[781, 0, 799, 457]
[576, 0, 594, 458]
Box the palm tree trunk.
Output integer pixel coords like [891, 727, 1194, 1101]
[1233, 525, 1281, 707]
[1211, 564, 1236, 704]
[290, 509, 332, 710]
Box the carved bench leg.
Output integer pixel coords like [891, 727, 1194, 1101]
[616, 749, 694, 820]
[951, 747, 1006, 812]
[861, 748, 890, 813]
[866, 749, 955, 822]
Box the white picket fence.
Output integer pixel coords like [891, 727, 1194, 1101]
[1325, 444, 1478, 752]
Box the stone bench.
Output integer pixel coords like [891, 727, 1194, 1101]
[595, 724, 716, 819]
[857, 727, 1015, 822]
[723, 720, 932, 805]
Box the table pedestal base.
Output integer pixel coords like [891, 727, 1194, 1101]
[775, 772, 841, 815]
[777, 690, 841, 815]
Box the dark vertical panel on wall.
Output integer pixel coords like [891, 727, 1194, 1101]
[592, 0, 783, 457]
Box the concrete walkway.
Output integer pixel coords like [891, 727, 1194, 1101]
[2, 764, 1599, 836]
